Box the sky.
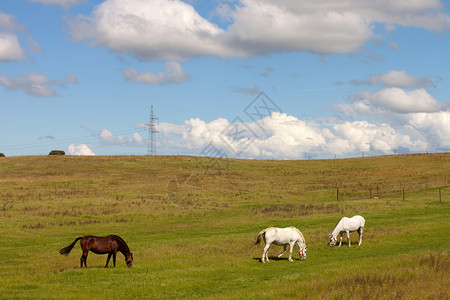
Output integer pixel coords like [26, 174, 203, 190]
[1, 0, 449, 159]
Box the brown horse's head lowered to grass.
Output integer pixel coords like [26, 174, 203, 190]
[59, 235, 133, 268]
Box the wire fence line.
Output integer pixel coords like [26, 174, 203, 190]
[332, 177, 450, 201]
[165, 165, 449, 204]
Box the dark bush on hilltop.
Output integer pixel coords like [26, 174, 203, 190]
[49, 150, 65, 156]
[0, 153, 5, 157]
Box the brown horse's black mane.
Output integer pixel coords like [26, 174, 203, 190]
[112, 235, 131, 254]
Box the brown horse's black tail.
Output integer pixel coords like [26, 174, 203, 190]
[59, 237, 82, 256]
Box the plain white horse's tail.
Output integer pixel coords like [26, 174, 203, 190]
[254, 229, 267, 245]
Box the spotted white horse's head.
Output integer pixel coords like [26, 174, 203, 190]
[299, 246, 307, 260]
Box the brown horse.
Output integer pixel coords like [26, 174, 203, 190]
[59, 235, 133, 268]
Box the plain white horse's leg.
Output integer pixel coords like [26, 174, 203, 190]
[347, 231, 351, 247]
[358, 227, 363, 246]
[278, 245, 287, 258]
[338, 232, 343, 247]
[288, 242, 295, 262]
[262, 243, 270, 263]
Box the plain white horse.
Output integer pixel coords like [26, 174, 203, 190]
[254, 226, 307, 263]
[329, 215, 365, 247]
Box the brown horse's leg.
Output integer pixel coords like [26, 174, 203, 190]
[113, 252, 117, 267]
[81, 251, 88, 268]
[80, 238, 89, 268]
[80, 255, 87, 267]
[105, 253, 112, 267]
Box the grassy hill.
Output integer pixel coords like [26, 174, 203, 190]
[0, 154, 449, 299]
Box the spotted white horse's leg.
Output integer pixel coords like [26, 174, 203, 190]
[338, 232, 343, 247]
[262, 243, 271, 263]
[278, 245, 287, 258]
[347, 231, 351, 247]
[265, 244, 271, 262]
[288, 242, 295, 262]
[358, 227, 363, 246]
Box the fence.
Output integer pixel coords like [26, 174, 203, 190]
[334, 176, 449, 202]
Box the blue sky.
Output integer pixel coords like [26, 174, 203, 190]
[1, 0, 449, 159]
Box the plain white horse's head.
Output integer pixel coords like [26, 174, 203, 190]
[299, 246, 307, 260]
[329, 234, 337, 247]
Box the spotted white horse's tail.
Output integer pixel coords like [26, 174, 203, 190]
[254, 229, 267, 245]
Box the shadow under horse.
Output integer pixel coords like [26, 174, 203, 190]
[59, 235, 133, 268]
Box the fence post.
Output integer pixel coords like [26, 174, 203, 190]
[439, 188, 442, 203]
[402, 188, 405, 201]
[336, 188, 344, 201]
[369, 188, 372, 199]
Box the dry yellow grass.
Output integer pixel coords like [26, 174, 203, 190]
[0, 153, 448, 298]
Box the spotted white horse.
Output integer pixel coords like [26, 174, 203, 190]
[254, 226, 307, 263]
[329, 215, 365, 247]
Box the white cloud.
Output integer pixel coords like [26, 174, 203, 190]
[67, 0, 450, 60]
[389, 41, 400, 51]
[68, 144, 95, 156]
[407, 111, 450, 149]
[65, 73, 78, 84]
[0, 11, 25, 31]
[29, 0, 86, 8]
[157, 113, 431, 159]
[334, 82, 449, 154]
[107, 107, 448, 158]
[99, 129, 144, 146]
[334, 100, 394, 123]
[371, 70, 435, 88]
[0, 33, 26, 61]
[68, 0, 228, 60]
[0, 72, 77, 97]
[132, 132, 143, 144]
[123, 61, 189, 85]
[329, 121, 423, 155]
[28, 37, 43, 53]
[357, 88, 443, 113]
[230, 86, 261, 95]
[0, 11, 31, 61]
[352, 70, 435, 88]
[0, 72, 56, 97]
[270, 0, 450, 30]
[227, 0, 373, 55]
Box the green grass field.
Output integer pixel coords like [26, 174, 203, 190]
[0, 154, 449, 299]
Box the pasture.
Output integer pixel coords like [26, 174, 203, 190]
[0, 154, 449, 299]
